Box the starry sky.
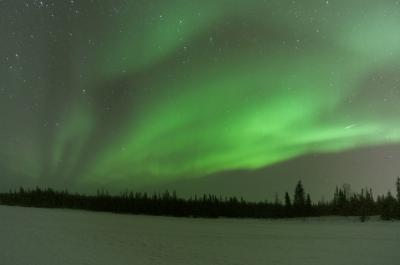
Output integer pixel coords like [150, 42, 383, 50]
[1, 0, 400, 195]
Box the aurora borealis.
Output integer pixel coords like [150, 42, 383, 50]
[1, 0, 400, 193]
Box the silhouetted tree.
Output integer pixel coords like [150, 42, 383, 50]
[381, 191, 397, 220]
[396, 177, 400, 218]
[396, 177, 400, 202]
[306, 194, 312, 216]
[284, 192, 292, 217]
[293, 181, 306, 216]
[274, 193, 280, 206]
[284, 192, 291, 208]
[1, 178, 399, 221]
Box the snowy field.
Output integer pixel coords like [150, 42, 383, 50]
[1, 205, 400, 265]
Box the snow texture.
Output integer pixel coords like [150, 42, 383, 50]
[1, 205, 399, 265]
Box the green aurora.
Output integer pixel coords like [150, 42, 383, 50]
[1, 0, 400, 190]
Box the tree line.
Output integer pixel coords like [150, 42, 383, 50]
[0, 178, 399, 221]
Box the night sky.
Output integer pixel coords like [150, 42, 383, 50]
[1, 0, 400, 197]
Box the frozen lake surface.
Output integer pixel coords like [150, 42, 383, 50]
[1, 205, 399, 265]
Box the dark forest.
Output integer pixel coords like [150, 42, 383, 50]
[1, 178, 399, 221]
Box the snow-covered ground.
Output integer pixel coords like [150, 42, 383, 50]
[1, 205, 399, 265]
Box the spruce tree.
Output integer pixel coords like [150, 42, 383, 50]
[284, 192, 292, 217]
[274, 193, 280, 206]
[381, 191, 397, 220]
[396, 177, 400, 219]
[293, 181, 306, 216]
[284, 192, 291, 208]
[306, 194, 312, 216]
